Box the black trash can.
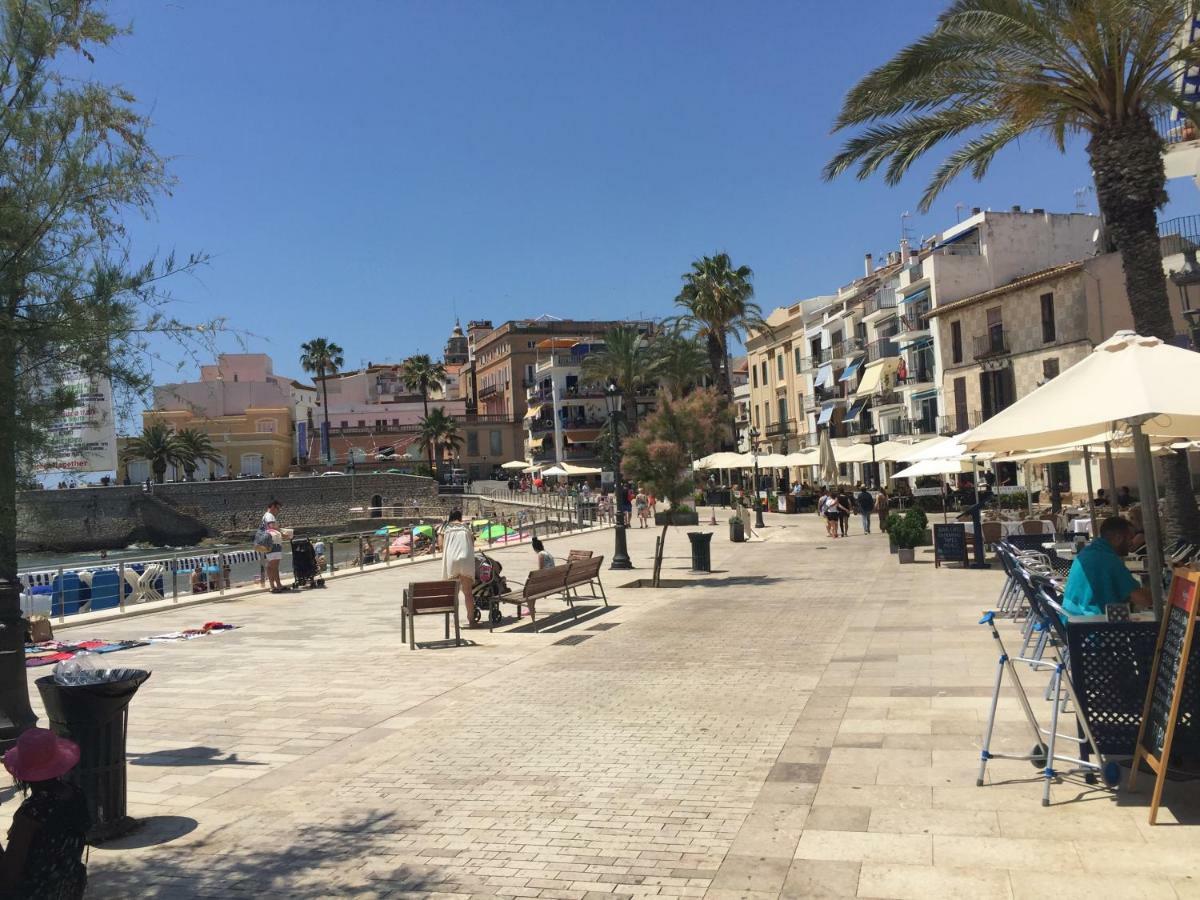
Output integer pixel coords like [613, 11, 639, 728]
[729, 519, 745, 543]
[688, 531, 713, 572]
[36, 668, 151, 843]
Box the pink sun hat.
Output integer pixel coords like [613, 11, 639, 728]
[3, 727, 80, 782]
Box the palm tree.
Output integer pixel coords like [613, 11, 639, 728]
[122, 421, 185, 484]
[417, 408, 462, 475]
[674, 253, 766, 401]
[300, 338, 344, 465]
[823, 0, 1200, 542]
[581, 325, 649, 427]
[175, 428, 222, 480]
[652, 331, 710, 399]
[403, 354, 447, 470]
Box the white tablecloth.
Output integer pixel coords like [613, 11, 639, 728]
[1069, 518, 1092, 536]
[995, 520, 1054, 536]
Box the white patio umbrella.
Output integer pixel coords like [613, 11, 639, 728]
[963, 332, 1200, 616]
[756, 453, 792, 468]
[818, 431, 839, 485]
[500, 459, 531, 470]
[541, 463, 602, 477]
[695, 451, 749, 470]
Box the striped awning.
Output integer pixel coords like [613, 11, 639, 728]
[839, 354, 866, 383]
[843, 398, 869, 422]
[854, 357, 901, 398]
[523, 404, 543, 420]
[900, 287, 930, 305]
[816, 402, 835, 426]
[814, 363, 834, 389]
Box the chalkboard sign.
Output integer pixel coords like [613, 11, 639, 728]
[1130, 569, 1200, 824]
[933, 523, 967, 568]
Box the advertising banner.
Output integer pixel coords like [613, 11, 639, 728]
[35, 372, 117, 473]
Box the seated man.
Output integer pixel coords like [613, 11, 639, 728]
[1062, 516, 1151, 617]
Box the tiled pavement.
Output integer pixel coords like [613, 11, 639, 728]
[13, 513, 1200, 898]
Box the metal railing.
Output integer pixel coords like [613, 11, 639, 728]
[864, 338, 899, 363]
[813, 338, 866, 366]
[1153, 108, 1200, 146]
[22, 498, 611, 626]
[973, 329, 1010, 359]
[1159, 214, 1200, 257]
[765, 420, 794, 438]
[863, 292, 897, 318]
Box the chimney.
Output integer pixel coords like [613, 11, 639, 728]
[887, 250, 900, 266]
[900, 238, 911, 264]
[864, 253, 874, 277]
[1032, 207, 1044, 214]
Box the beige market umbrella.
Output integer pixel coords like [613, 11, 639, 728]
[818, 431, 839, 485]
[964, 332, 1200, 615]
[500, 459, 532, 470]
[695, 451, 749, 470]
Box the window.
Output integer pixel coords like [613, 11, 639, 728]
[357, 420, 366, 428]
[467, 431, 479, 455]
[778, 396, 788, 427]
[340, 420, 348, 428]
[953, 377, 968, 432]
[753, 406, 760, 428]
[1040, 292, 1056, 342]
[776, 354, 784, 381]
[751, 365, 758, 389]
[951, 321, 963, 364]
[1042, 358, 1060, 380]
[255, 419, 276, 433]
[794, 347, 803, 374]
[240, 453, 263, 477]
[986, 306, 1004, 352]
[489, 430, 503, 455]
[763, 402, 771, 425]
[760, 361, 768, 385]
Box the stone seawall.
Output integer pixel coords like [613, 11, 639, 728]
[17, 474, 439, 552]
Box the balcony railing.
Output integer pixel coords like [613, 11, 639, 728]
[863, 292, 897, 318]
[765, 420, 795, 438]
[813, 337, 865, 366]
[973, 329, 1010, 359]
[1159, 214, 1200, 257]
[937, 412, 981, 436]
[864, 338, 899, 363]
[535, 352, 578, 372]
[1153, 109, 1200, 147]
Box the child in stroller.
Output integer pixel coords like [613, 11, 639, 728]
[471, 551, 508, 625]
[290, 538, 326, 589]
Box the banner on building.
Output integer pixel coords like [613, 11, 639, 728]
[297, 421, 308, 460]
[320, 420, 330, 463]
[35, 371, 117, 473]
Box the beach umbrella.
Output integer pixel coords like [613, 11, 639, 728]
[412, 524, 435, 538]
[963, 332, 1200, 616]
[471, 518, 490, 529]
[696, 451, 748, 469]
[500, 460, 531, 470]
[818, 431, 839, 485]
[478, 523, 514, 540]
[374, 525, 404, 536]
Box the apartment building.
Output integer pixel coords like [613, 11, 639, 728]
[523, 339, 612, 467]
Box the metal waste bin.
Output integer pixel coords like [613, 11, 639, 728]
[36, 668, 151, 843]
[688, 531, 713, 572]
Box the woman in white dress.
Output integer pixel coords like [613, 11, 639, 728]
[440, 509, 477, 624]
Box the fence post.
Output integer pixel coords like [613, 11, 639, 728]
[56, 565, 66, 624]
[218, 552, 227, 596]
[118, 562, 126, 614]
[171, 558, 178, 603]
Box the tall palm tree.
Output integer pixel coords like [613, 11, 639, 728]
[122, 421, 186, 484]
[652, 331, 710, 399]
[175, 428, 222, 480]
[823, 0, 1200, 541]
[581, 325, 649, 427]
[417, 408, 462, 475]
[300, 338, 344, 465]
[674, 253, 766, 401]
[403, 354, 447, 470]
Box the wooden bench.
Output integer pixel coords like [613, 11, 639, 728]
[564, 555, 608, 606]
[401, 579, 462, 649]
[566, 549, 594, 562]
[493, 557, 609, 632]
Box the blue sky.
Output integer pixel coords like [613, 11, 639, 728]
[98, 0, 1195, 385]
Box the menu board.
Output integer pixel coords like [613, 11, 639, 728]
[1130, 569, 1200, 824]
[934, 523, 967, 568]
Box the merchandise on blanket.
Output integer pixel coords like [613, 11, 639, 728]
[93, 640, 149, 654]
[145, 623, 238, 642]
[26, 652, 74, 668]
[26, 615, 52, 643]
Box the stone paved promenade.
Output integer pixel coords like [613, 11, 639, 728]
[13, 512, 1200, 898]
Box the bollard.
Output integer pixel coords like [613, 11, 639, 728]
[218, 552, 227, 596]
[171, 559, 178, 603]
[117, 562, 126, 613]
[56, 565, 66, 624]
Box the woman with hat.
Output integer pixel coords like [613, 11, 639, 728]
[0, 727, 90, 897]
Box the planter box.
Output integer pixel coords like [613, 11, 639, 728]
[898, 547, 916, 564]
[888, 536, 898, 554]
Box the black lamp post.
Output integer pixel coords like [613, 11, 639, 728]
[750, 425, 765, 529]
[605, 379, 633, 569]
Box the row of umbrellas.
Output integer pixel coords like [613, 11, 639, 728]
[500, 460, 602, 476]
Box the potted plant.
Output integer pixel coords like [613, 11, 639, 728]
[729, 513, 745, 543]
[886, 512, 904, 554]
[892, 516, 923, 563]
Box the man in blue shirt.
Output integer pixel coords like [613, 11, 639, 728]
[1062, 517, 1151, 617]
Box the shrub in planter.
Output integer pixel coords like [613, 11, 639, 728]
[891, 516, 924, 563]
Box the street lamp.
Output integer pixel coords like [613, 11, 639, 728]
[749, 425, 765, 529]
[605, 379, 633, 569]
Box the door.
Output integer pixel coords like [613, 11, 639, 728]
[240, 454, 263, 476]
[953, 377, 968, 432]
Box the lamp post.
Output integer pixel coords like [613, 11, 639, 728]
[605, 379, 633, 569]
[750, 425, 765, 529]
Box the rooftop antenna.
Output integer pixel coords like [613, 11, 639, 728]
[955, 202, 965, 223]
[1074, 186, 1095, 211]
[900, 211, 914, 242]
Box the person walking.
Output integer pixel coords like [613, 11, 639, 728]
[647, 492, 657, 522]
[819, 488, 838, 538]
[635, 490, 649, 528]
[440, 509, 477, 626]
[875, 487, 890, 533]
[1, 727, 90, 898]
[256, 499, 286, 593]
[835, 489, 852, 537]
[856, 485, 875, 534]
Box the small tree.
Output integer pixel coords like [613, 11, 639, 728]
[175, 428, 221, 480]
[622, 388, 729, 585]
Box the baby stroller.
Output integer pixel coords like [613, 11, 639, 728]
[290, 538, 326, 589]
[472, 551, 508, 625]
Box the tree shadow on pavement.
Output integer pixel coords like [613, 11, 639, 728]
[129, 746, 265, 767]
[88, 810, 473, 898]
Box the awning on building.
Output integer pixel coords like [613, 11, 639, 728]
[900, 287, 930, 305]
[814, 363, 834, 389]
[839, 354, 866, 383]
[816, 403, 835, 426]
[854, 357, 901, 398]
[843, 398, 869, 422]
[932, 226, 977, 250]
[899, 336, 934, 352]
[523, 404, 543, 420]
[911, 388, 939, 402]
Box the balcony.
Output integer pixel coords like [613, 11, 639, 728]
[765, 420, 795, 439]
[871, 389, 905, 410]
[896, 369, 935, 390]
[973, 329, 1010, 359]
[1154, 109, 1200, 148]
[528, 415, 608, 435]
[936, 412, 981, 436]
[893, 303, 931, 342]
[813, 337, 865, 366]
[864, 338, 899, 363]
[1159, 214, 1200, 258]
[535, 352, 578, 373]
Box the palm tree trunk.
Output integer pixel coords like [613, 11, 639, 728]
[1089, 114, 1200, 544]
[0, 307, 36, 747]
[320, 367, 331, 465]
[421, 388, 433, 472]
[704, 333, 724, 396]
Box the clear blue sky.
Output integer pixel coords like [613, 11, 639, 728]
[100, 0, 1194, 386]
